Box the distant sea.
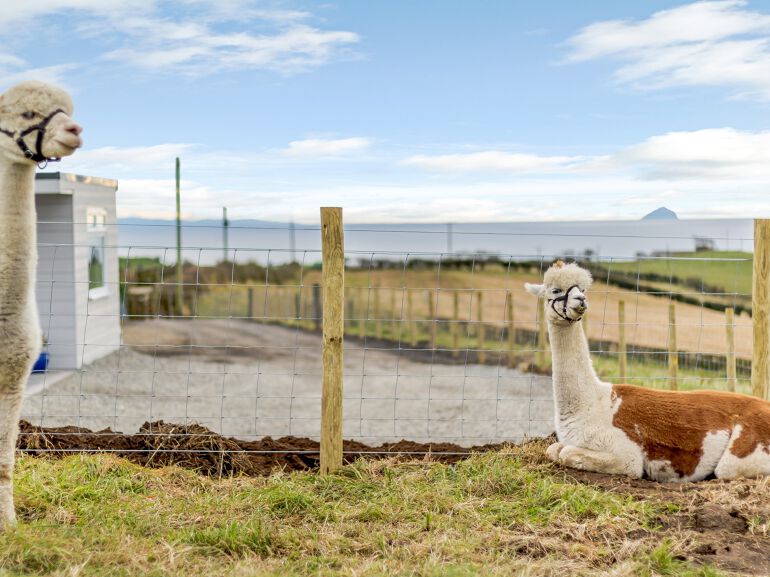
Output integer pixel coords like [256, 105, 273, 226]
[115, 218, 755, 266]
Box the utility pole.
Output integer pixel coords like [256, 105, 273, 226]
[222, 206, 229, 263]
[175, 157, 183, 316]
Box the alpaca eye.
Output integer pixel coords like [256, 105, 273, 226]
[552, 288, 562, 294]
[21, 111, 38, 120]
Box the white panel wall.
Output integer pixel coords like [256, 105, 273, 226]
[35, 195, 77, 369]
[72, 184, 121, 367]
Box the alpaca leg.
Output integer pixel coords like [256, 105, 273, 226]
[557, 444, 642, 477]
[0, 388, 23, 528]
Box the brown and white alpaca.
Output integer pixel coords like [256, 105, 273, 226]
[0, 81, 82, 527]
[525, 261, 770, 482]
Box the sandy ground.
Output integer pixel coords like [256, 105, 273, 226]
[22, 319, 554, 446]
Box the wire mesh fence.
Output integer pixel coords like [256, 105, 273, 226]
[20, 220, 755, 459]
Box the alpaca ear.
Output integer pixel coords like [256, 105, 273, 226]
[524, 283, 543, 296]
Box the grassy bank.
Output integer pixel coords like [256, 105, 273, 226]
[2, 444, 736, 577]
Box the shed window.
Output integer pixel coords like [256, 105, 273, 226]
[88, 236, 107, 297]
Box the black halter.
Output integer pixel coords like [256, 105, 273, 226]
[547, 284, 583, 323]
[0, 108, 65, 168]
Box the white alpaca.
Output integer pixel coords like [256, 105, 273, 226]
[526, 261, 770, 482]
[0, 81, 82, 527]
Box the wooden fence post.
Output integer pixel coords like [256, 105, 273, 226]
[427, 289, 436, 348]
[452, 291, 460, 359]
[506, 291, 515, 367]
[618, 300, 627, 383]
[390, 288, 398, 340]
[726, 307, 737, 392]
[668, 302, 678, 391]
[358, 287, 366, 339]
[537, 296, 548, 369]
[320, 207, 344, 475]
[294, 287, 301, 326]
[373, 287, 382, 339]
[753, 219, 770, 399]
[408, 290, 417, 347]
[247, 287, 254, 320]
[476, 290, 486, 364]
[312, 283, 322, 331]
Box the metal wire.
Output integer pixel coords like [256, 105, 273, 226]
[22, 224, 753, 458]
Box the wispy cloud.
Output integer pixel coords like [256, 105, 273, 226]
[404, 127, 770, 180]
[282, 137, 371, 157]
[403, 151, 583, 173]
[565, 0, 770, 99]
[615, 127, 770, 179]
[0, 1, 359, 78]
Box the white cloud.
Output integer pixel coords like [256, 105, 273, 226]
[67, 143, 197, 173]
[616, 127, 770, 179]
[0, 2, 359, 78]
[403, 150, 582, 173]
[283, 137, 371, 157]
[0, 63, 77, 92]
[565, 0, 770, 98]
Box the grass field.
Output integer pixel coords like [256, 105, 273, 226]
[604, 251, 753, 295]
[5, 442, 759, 577]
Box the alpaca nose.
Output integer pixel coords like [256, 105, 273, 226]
[66, 122, 83, 136]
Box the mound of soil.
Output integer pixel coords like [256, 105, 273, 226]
[17, 420, 504, 477]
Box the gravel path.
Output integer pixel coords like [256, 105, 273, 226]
[22, 320, 554, 446]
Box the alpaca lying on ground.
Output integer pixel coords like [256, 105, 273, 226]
[525, 261, 770, 482]
[0, 81, 82, 528]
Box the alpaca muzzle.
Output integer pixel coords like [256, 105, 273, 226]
[0, 108, 65, 168]
[548, 285, 584, 323]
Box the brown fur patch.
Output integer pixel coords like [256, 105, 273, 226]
[612, 384, 770, 477]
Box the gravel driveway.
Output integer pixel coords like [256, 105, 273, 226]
[22, 319, 554, 446]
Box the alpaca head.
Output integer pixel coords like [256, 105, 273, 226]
[525, 261, 593, 325]
[0, 81, 82, 166]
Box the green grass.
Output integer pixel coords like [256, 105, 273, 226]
[605, 251, 753, 295]
[0, 449, 727, 577]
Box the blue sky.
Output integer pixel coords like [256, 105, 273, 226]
[3, 0, 770, 222]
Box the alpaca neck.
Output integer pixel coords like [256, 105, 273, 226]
[0, 160, 37, 316]
[548, 320, 602, 418]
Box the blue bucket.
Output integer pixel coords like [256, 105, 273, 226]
[32, 351, 49, 373]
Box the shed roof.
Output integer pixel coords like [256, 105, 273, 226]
[36, 172, 118, 195]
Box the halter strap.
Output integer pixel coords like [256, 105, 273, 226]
[547, 284, 583, 323]
[0, 108, 65, 168]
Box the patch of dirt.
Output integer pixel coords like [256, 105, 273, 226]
[561, 468, 770, 576]
[17, 420, 505, 477]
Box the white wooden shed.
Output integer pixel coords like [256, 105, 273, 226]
[35, 172, 121, 370]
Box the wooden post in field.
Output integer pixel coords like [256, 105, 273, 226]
[358, 287, 366, 339]
[668, 302, 678, 391]
[374, 287, 382, 339]
[312, 283, 322, 331]
[452, 291, 460, 359]
[294, 287, 301, 327]
[320, 207, 344, 474]
[427, 289, 436, 348]
[506, 291, 515, 367]
[476, 290, 486, 364]
[753, 219, 770, 400]
[537, 296, 548, 369]
[391, 288, 398, 340]
[726, 307, 737, 392]
[247, 287, 254, 320]
[408, 290, 417, 347]
[618, 300, 627, 383]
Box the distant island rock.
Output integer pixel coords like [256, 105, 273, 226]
[642, 207, 678, 220]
